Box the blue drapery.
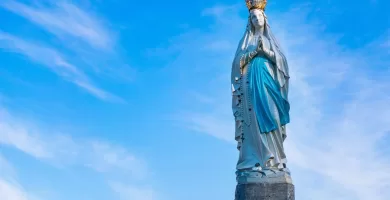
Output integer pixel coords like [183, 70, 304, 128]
[249, 56, 290, 133]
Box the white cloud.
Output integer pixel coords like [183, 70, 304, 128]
[0, 104, 147, 179]
[0, 122, 50, 159]
[166, 4, 390, 200]
[0, 180, 28, 200]
[0, 154, 16, 181]
[0, 1, 135, 99]
[84, 141, 148, 179]
[172, 112, 234, 143]
[110, 182, 156, 200]
[201, 4, 240, 19]
[0, 103, 155, 198]
[0, 31, 123, 102]
[0, 155, 40, 200]
[1, 1, 113, 50]
[0, 179, 44, 200]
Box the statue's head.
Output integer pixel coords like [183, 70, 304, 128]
[246, 0, 267, 30]
[250, 9, 265, 29]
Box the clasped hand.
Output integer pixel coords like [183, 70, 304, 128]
[255, 36, 274, 61]
[256, 37, 264, 52]
[256, 37, 269, 54]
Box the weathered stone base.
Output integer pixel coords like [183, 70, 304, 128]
[235, 183, 295, 200]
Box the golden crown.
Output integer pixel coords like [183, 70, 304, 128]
[245, 0, 267, 11]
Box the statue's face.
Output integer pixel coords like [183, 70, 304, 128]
[250, 9, 265, 28]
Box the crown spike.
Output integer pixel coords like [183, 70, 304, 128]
[245, 0, 267, 11]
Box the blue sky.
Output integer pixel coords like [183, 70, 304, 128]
[0, 0, 389, 200]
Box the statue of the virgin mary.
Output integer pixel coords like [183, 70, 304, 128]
[232, 0, 292, 183]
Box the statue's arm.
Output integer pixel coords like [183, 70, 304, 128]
[239, 50, 258, 69]
[262, 48, 276, 63]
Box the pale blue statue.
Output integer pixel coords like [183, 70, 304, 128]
[232, 0, 292, 184]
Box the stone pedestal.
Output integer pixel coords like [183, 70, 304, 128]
[234, 182, 295, 200]
[234, 171, 294, 200]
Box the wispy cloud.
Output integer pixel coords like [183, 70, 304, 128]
[0, 154, 40, 200]
[1, 1, 113, 50]
[0, 154, 16, 181]
[0, 0, 135, 100]
[165, 4, 390, 200]
[0, 31, 123, 102]
[85, 141, 148, 179]
[172, 111, 235, 143]
[109, 182, 156, 200]
[0, 180, 29, 200]
[201, 4, 240, 19]
[0, 104, 152, 199]
[0, 106, 145, 178]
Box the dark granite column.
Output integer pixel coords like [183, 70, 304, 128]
[235, 182, 295, 200]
